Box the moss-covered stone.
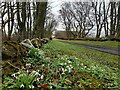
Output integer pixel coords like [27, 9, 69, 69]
[2, 41, 28, 60]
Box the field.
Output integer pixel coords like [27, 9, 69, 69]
[1, 40, 119, 90]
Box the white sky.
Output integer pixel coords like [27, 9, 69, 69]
[48, 0, 65, 31]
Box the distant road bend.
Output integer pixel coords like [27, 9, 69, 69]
[60, 41, 120, 56]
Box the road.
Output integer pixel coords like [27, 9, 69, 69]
[60, 41, 120, 56]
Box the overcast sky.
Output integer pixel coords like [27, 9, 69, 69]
[48, 0, 65, 31]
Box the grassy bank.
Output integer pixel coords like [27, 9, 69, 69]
[2, 40, 119, 90]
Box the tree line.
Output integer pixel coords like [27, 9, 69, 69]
[59, 1, 120, 40]
[0, 1, 57, 41]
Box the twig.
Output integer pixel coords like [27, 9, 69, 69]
[7, 61, 20, 70]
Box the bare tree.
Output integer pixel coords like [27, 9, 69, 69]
[116, 1, 120, 39]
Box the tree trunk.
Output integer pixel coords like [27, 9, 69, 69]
[37, 1, 48, 38]
[116, 2, 120, 38]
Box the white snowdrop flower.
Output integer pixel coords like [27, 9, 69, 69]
[38, 50, 44, 54]
[29, 85, 34, 89]
[37, 70, 40, 72]
[27, 70, 29, 73]
[17, 71, 20, 74]
[37, 78, 40, 81]
[87, 68, 90, 70]
[41, 75, 44, 79]
[68, 61, 71, 63]
[64, 69, 67, 72]
[66, 66, 69, 68]
[29, 85, 32, 88]
[26, 63, 31, 67]
[60, 63, 63, 66]
[64, 63, 67, 65]
[81, 63, 84, 66]
[62, 68, 64, 72]
[75, 57, 78, 59]
[68, 68, 72, 73]
[62, 72, 65, 75]
[35, 72, 39, 76]
[71, 66, 73, 69]
[11, 74, 16, 77]
[35, 52, 37, 54]
[50, 86, 53, 89]
[42, 64, 45, 67]
[46, 57, 50, 60]
[38, 73, 41, 76]
[32, 70, 36, 74]
[84, 66, 87, 68]
[20, 84, 24, 88]
[69, 65, 72, 67]
[32, 85, 34, 89]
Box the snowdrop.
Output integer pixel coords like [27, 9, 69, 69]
[50, 86, 53, 89]
[42, 64, 45, 67]
[68, 68, 72, 73]
[68, 60, 71, 64]
[26, 63, 31, 67]
[29, 85, 34, 89]
[38, 50, 44, 55]
[40, 75, 44, 79]
[32, 70, 36, 74]
[11, 73, 16, 77]
[66, 66, 70, 69]
[60, 63, 63, 66]
[69, 65, 72, 67]
[35, 72, 39, 76]
[37, 78, 40, 81]
[62, 72, 65, 75]
[84, 66, 87, 68]
[31, 70, 39, 76]
[16, 71, 20, 74]
[62, 68, 64, 72]
[64, 69, 67, 72]
[20, 84, 24, 88]
[81, 63, 84, 66]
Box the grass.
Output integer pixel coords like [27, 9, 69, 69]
[2, 40, 119, 90]
[58, 39, 120, 47]
[50, 40, 119, 68]
[41, 40, 119, 89]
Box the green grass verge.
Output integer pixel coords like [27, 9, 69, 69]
[58, 39, 120, 47]
[41, 40, 119, 89]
